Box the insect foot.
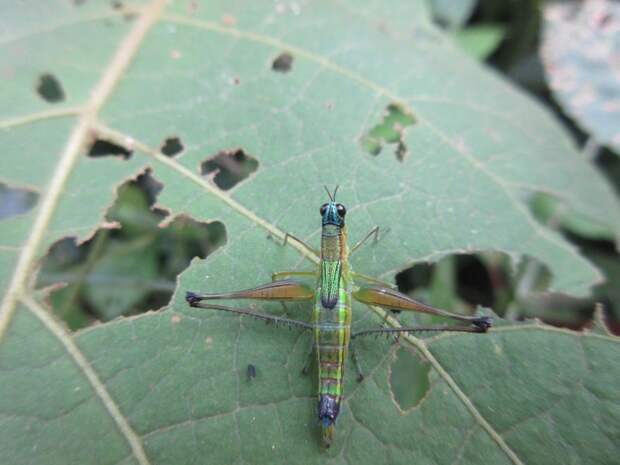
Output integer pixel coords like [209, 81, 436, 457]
[473, 316, 493, 332]
[185, 291, 201, 305]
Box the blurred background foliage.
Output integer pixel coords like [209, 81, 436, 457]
[35, 171, 226, 330]
[29, 0, 620, 333]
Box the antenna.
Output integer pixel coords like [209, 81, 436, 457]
[323, 185, 339, 201]
[324, 185, 334, 201]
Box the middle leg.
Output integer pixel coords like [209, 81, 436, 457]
[350, 226, 390, 255]
[272, 270, 317, 282]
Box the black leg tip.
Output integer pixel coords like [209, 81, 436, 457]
[356, 374, 364, 383]
[185, 291, 200, 305]
[473, 316, 492, 332]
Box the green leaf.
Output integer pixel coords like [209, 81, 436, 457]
[1, 1, 619, 464]
[84, 238, 160, 320]
[453, 24, 507, 60]
[541, 0, 620, 153]
[430, 0, 477, 29]
[428, 255, 457, 310]
[590, 252, 620, 321]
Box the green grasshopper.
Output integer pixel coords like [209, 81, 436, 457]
[186, 187, 491, 448]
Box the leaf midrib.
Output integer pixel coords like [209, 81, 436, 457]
[0, 2, 169, 465]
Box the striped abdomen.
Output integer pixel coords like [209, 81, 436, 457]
[314, 282, 351, 442]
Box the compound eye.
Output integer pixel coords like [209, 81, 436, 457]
[336, 204, 346, 217]
[319, 203, 328, 216]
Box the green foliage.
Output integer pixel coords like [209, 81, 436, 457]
[0, 1, 619, 464]
[453, 24, 506, 60]
[541, 0, 620, 153]
[360, 103, 415, 159]
[429, 0, 476, 29]
[36, 174, 224, 329]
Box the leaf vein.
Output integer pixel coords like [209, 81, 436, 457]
[92, 122, 321, 264]
[22, 295, 151, 465]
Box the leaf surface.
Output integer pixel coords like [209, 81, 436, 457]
[1, 1, 619, 464]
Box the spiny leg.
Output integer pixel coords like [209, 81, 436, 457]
[351, 271, 395, 289]
[350, 226, 390, 255]
[366, 309, 404, 343]
[266, 231, 318, 257]
[350, 226, 379, 254]
[353, 286, 492, 331]
[283, 232, 319, 257]
[301, 341, 315, 376]
[349, 337, 366, 382]
[186, 299, 314, 331]
[279, 301, 290, 318]
[349, 324, 489, 381]
[362, 302, 398, 332]
[351, 324, 490, 339]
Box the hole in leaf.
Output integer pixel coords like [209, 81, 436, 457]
[160, 136, 184, 157]
[457, 255, 497, 307]
[389, 348, 430, 411]
[0, 183, 39, 220]
[395, 252, 511, 321]
[566, 233, 620, 334]
[360, 103, 415, 161]
[525, 187, 620, 333]
[36, 73, 65, 103]
[272, 52, 294, 73]
[200, 148, 259, 190]
[87, 138, 133, 159]
[393, 251, 604, 331]
[36, 170, 227, 330]
[396, 254, 495, 312]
